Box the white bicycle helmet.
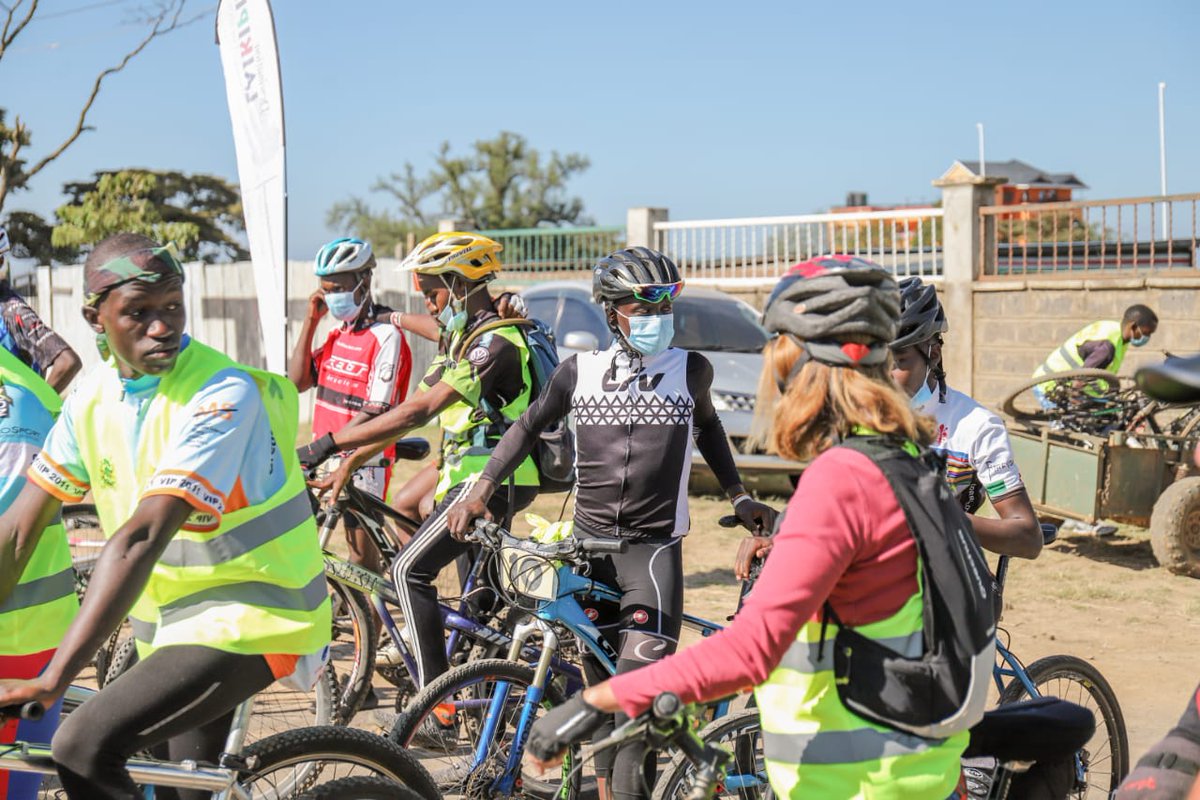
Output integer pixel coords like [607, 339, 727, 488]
[315, 237, 376, 276]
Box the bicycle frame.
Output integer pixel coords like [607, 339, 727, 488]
[467, 563, 733, 794]
[0, 696, 257, 799]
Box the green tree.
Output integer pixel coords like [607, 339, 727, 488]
[328, 132, 593, 255]
[56, 169, 248, 262]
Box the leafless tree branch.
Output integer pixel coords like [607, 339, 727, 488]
[0, 0, 39, 60]
[22, 0, 196, 183]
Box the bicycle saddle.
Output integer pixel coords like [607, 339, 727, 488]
[1136, 354, 1200, 403]
[393, 437, 431, 461]
[964, 697, 1095, 763]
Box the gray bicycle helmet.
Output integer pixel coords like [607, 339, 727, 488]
[892, 277, 948, 350]
[592, 247, 682, 304]
[763, 255, 900, 368]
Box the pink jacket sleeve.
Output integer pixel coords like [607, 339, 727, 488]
[608, 447, 885, 718]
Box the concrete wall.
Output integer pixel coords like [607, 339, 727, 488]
[970, 275, 1199, 405]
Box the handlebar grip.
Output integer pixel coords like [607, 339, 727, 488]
[718, 515, 740, 528]
[0, 702, 44, 722]
[580, 538, 628, 554]
[652, 692, 682, 720]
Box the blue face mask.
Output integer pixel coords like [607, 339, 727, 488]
[325, 280, 365, 322]
[438, 302, 467, 333]
[909, 357, 934, 409]
[618, 311, 675, 357]
[1131, 334, 1151, 348]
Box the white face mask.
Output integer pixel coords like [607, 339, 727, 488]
[908, 345, 935, 408]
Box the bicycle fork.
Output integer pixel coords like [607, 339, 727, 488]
[474, 618, 560, 795]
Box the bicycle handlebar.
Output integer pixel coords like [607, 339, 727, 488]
[0, 702, 44, 722]
[468, 518, 629, 562]
[596, 692, 730, 800]
[579, 539, 627, 554]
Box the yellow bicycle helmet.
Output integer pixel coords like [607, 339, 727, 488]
[400, 232, 503, 282]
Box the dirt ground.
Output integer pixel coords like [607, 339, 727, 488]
[360, 447, 1200, 765]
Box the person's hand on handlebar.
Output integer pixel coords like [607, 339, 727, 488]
[732, 495, 777, 539]
[0, 676, 59, 721]
[446, 480, 495, 541]
[733, 535, 773, 581]
[307, 445, 369, 501]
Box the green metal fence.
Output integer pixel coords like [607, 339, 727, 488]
[478, 226, 624, 278]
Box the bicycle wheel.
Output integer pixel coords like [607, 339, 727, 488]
[999, 654, 1129, 799]
[1000, 369, 1122, 424]
[103, 636, 338, 745]
[653, 709, 771, 800]
[327, 578, 377, 722]
[297, 776, 427, 800]
[388, 658, 580, 800]
[239, 725, 439, 800]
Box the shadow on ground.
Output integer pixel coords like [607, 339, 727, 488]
[1050, 534, 1159, 571]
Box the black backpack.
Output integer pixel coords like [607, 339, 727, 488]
[821, 435, 996, 739]
[454, 317, 576, 494]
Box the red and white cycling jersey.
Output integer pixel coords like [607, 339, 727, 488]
[312, 315, 412, 462]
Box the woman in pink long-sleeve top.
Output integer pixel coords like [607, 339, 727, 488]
[527, 256, 972, 800]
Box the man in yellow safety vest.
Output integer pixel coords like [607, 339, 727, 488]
[1031, 304, 1158, 407]
[0, 233, 330, 800]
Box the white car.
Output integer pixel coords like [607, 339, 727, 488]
[521, 281, 801, 495]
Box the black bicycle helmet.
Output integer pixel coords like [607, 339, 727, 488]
[763, 255, 900, 368]
[892, 276, 948, 350]
[1136, 354, 1200, 403]
[592, 247, 682, 304]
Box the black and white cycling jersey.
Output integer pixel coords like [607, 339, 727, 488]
[481, 344, 741, 539]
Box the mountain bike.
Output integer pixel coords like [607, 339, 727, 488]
[651, 524, 1129, 800]
[386, 518, 756, 800]
[650, 693, 1096, 800]
[0, 689, 439, 799]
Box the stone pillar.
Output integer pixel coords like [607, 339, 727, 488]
[438, 218, 470, 233]
[932, 169, 1006, 397]
[626, 207, 668, 249]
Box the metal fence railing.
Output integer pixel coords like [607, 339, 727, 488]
[653, 208, 944, 283]
[978, 193, 1200, 277]
[478, 226, 625, 278]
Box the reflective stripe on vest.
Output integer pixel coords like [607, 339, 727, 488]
[74, 341, 330, 658]
[0, 348, 77, 656]
[753, 591, 965, 799]
[434, 325, 538, 499]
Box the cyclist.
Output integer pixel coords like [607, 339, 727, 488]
[0, 233, 331, 800]
[310, 231, 540, 692]
[289, 237, 413, 566]
[0, 226, 82, 392]
[447, 246, 777, 800]
[0, 347, 78, 800]
[889, 277, 1041, 558]
[1031, 304, 1158, 409]
[526, 256, 974, 800]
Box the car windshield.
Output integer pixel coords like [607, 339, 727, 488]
[671, 296, 770, 353]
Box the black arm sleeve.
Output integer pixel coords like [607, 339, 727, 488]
[687, 352, 742, 492]
[480, 355, 578, 486]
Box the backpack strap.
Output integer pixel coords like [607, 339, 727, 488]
[452, 317, 534, 362]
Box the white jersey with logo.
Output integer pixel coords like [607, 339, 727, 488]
[917, 386, 1024, 502]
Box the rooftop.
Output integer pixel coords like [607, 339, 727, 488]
[953, 159, 1088, 189]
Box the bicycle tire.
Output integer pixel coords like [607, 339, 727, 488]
[297, 775, 427, 800]
[1000, 369, 1123, 423]
[388, 658, 581, 800]
[103, 635, 338, 746]
[999, 654, 1130, 799]
[328, 579, 377, 722]
[240, 724, 439, 800]
[653, 709, 772, 800]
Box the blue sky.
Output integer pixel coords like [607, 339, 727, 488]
[4, 0, 1198, 259]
